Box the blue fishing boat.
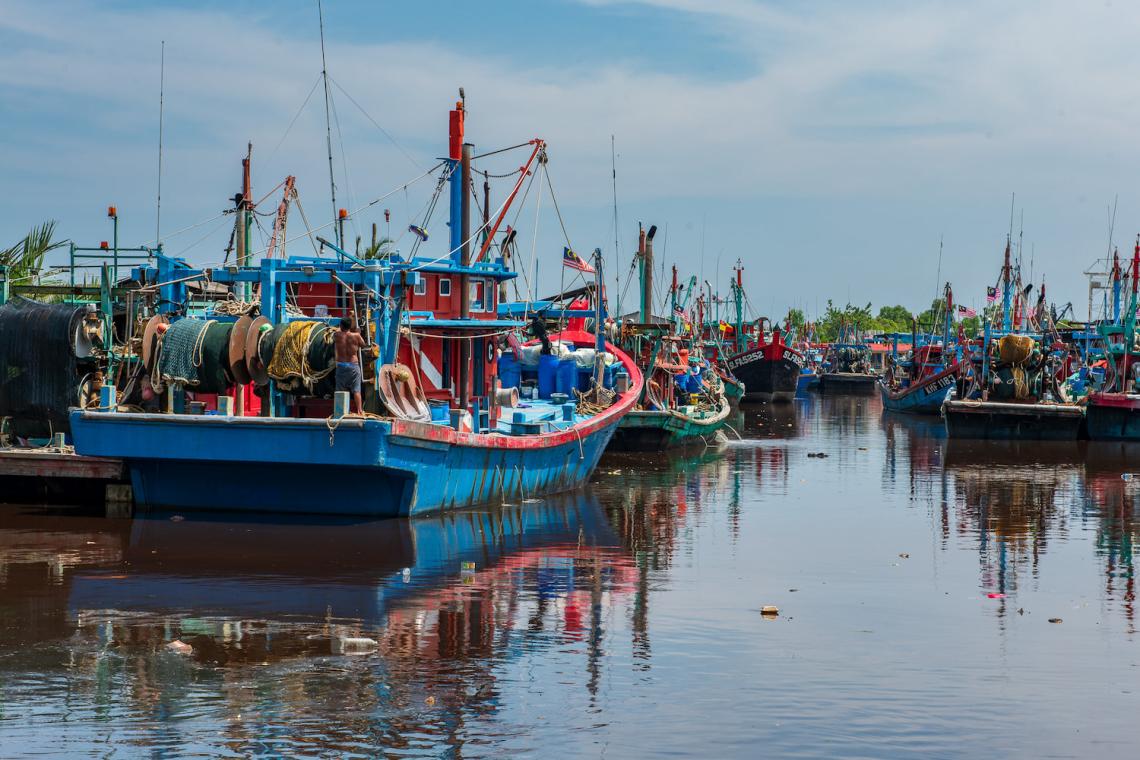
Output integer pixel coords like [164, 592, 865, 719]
[879, 284, 962, 415]
[69, 101, 643, 518]
[796, 367, 819, 396]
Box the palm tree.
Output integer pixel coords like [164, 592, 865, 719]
[0, 221, 68, 285]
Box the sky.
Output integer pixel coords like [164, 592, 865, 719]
[3, 0, 1140, 320]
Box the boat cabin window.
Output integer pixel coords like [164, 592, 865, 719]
[470, 280, 485, 311]
[414, 279, 427, 296]
[439, 278, 452, 297]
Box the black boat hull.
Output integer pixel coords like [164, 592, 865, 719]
[725, 352, 801, 402]
[819, 372, 878, 395]
[943, 400, 1084, 441]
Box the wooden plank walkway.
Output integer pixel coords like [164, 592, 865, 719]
[0, 448, 124, 481]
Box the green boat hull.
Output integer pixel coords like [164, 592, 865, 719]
[608, 400, 732, 452]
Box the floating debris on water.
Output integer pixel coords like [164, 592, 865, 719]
[165, 640, 193, 655]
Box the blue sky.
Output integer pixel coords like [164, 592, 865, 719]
[3, 0, 1139, 319]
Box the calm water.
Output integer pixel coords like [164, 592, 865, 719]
[2, 395, 1139, 758]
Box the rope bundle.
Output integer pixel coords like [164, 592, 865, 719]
[574, 383, 616, 416]
[266, 321, 335, 393]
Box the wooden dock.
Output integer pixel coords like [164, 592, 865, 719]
[0, 447, 130, 513]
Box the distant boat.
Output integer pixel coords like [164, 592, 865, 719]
[1085, 238, 1140, 440]
[819, 327, 877, 394]
[879, 361, 958, 414]
[943, 238, 1081, 440]
[608, 224, 730, 451]
[879, 287, 961, 414]
[720, 264, 802, 402]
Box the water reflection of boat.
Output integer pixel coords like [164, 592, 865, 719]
[0, 494, 648, 754]
[68, 494, 620, 624]
[942, 438, 1084, 468]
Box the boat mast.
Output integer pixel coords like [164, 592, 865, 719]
[1001, 236, 1013, 331]
[317, 0, 340, 247]
[670, 264, 678, 333]
[155, 40, 165, 249]
[449, 98, 465, 264]
[1113, 248, 1122, 324]
[734, 262, 744, 353]
[1124, 236, 1139, 391]
[638, 225, 656, 323]
[943, 282, 953, 349]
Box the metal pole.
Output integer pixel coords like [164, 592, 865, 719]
[106, 207, 119, 284]
[458, 141, 473, 408]
[317, 0, 338, 243]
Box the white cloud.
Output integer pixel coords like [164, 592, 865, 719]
[2, 0, 1139, 310]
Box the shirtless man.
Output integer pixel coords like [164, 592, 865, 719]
[334, 317, 367, 414]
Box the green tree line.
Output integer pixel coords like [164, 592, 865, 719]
[785, 299, 981, 342]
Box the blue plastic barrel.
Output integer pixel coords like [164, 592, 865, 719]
[603, 363, 617, 389]
[429, 400, 450, 423]
[497, 354, 522, 389]
[537, 354, 559, 398]
[556, 358, 577, 395]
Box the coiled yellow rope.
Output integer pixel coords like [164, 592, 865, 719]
[266, 321, 334, 390]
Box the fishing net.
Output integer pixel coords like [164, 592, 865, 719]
[0, 296, 88, 434]
[998, 335, 1034, 366]
[266, 320, 335, 393]
[158, 318, 214, 387]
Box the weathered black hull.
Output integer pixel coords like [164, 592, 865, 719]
[728, 355, 801, 402]
[943, 400, 1084, 441]
[818, 372, 878, 395]
[1085, 395, 1140, 441]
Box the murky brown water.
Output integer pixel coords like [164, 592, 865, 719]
[2, 395, 1138, 757]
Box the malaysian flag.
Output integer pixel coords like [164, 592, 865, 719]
[957, 304, 977, 318]
[986, 286, 998, 303]
[562, 247, 595, 274]
[673, 306, 686, 321]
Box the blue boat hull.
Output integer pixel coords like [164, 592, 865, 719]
[69, 411, 618, 518]
[796, 371, 818, 397]
[878, 371, 956, 415]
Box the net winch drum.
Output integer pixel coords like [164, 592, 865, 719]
[228, 315, 254, 385]
[141, 314, 169, 375]
[244, 316, 272, 386]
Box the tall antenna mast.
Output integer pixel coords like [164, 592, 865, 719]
[933, 234, 943, 313]
[611, 135, 621, 316]
[155, 40, 165, 248]
[317, 0, 338, 245]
